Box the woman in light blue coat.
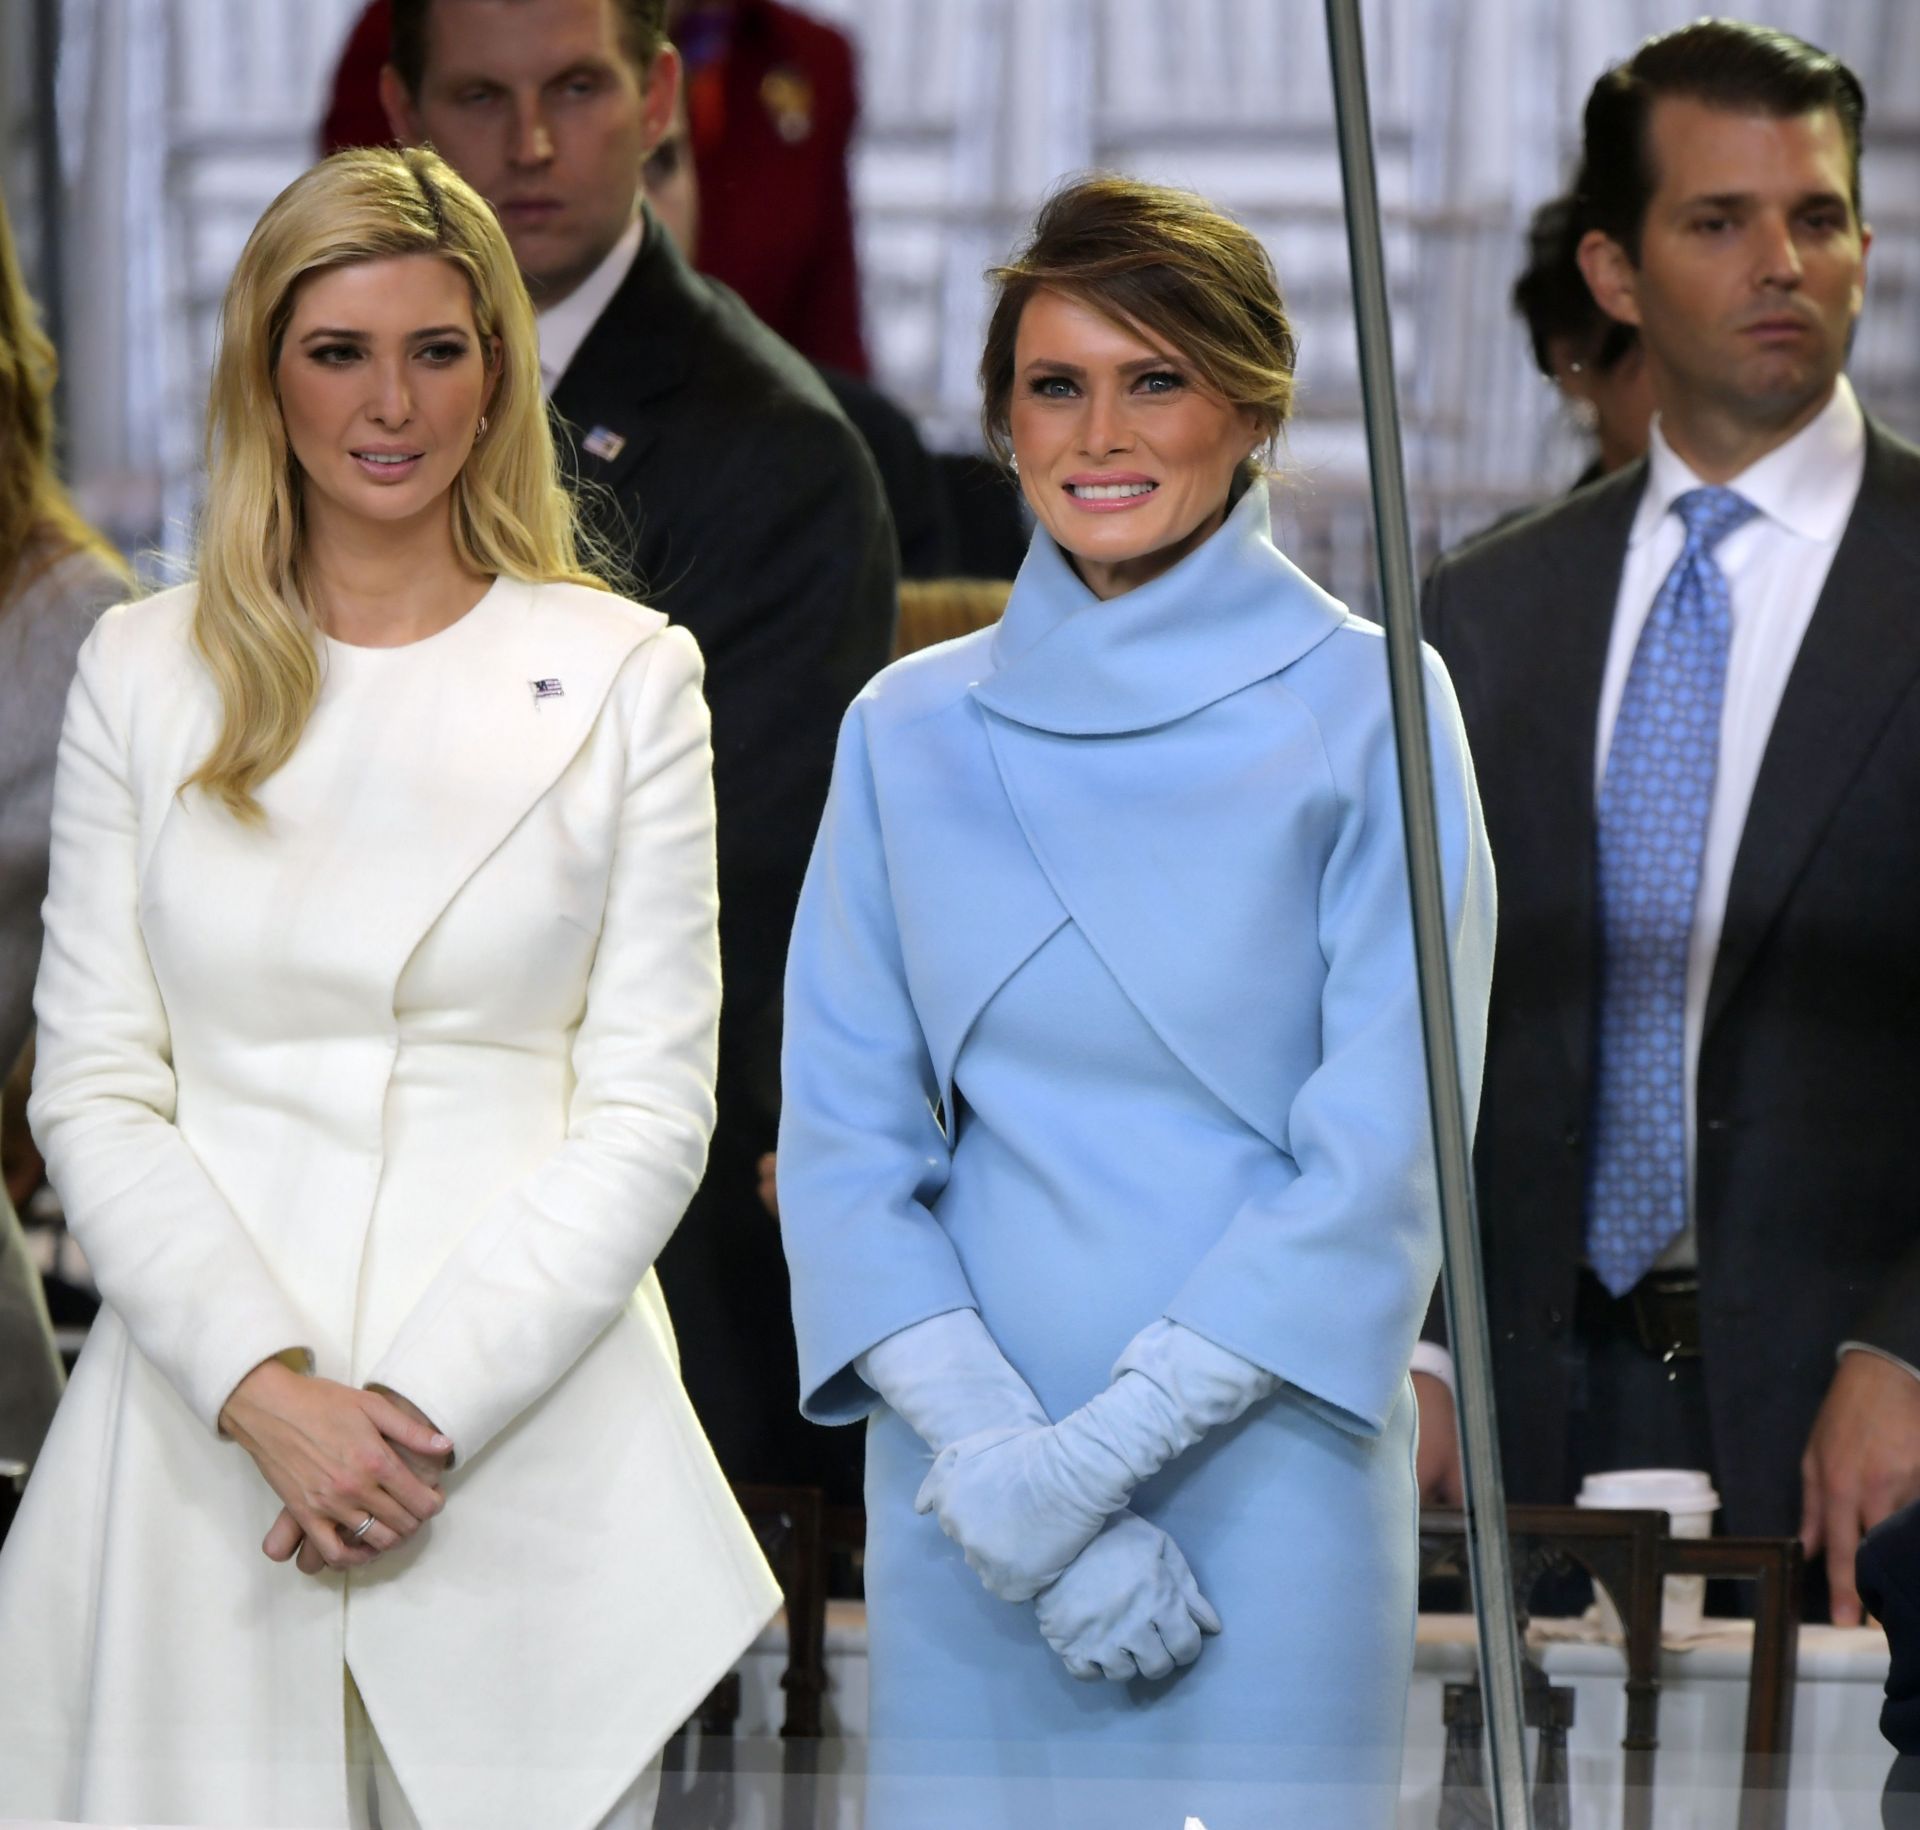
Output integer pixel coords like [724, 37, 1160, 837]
[778, 177, 1495, 1829]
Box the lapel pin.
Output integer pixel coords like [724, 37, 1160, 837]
[531, 678, 565, 701]
[582, 426, 627, 462]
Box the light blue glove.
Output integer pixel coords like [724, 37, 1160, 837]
[915, 1319, 1278, 1601]
[856, 1307, 1050, 1443]
[1034, 1511, 1222, 1682]
[858, 1310, 1223, 1677]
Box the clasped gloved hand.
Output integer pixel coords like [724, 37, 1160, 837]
[857, 1309, 1223, 1679]
[914, 1318, 1279, 1601]
[1035, 1510, 1222, 1682]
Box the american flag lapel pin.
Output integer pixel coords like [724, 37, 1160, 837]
[582, 425, 626, 462]
[531, 678, 565, 701]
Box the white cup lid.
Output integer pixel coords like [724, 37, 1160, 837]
[1576, 1468, 1720, 1512]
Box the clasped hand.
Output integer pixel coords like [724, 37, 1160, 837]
[219, 1359, 452, 1575]
[916, 1416, 1135, 1601]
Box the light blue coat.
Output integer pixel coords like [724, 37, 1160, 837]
[779, 482, 1495, 1827]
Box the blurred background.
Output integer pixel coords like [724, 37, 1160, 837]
[5, 0, 1918, 612]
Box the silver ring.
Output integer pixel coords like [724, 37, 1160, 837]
[346, 1514, 376, 1543]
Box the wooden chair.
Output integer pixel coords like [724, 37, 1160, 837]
[1420, 1504, 1802, 1830]
[893, 577, 1011, 660]
[659, 1484, 831, 1830]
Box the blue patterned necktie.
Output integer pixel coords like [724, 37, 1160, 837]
[1585, 485, 1759, 1297]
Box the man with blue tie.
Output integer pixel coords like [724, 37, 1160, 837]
[1413, 19, 1920, 1625]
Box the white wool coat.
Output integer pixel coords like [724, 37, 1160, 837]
[0, 579, 779, 1829]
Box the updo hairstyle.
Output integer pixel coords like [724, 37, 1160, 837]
[979, 175, 1297, 492]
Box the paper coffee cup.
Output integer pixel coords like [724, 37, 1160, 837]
[1575, 1468, 1720, 1636]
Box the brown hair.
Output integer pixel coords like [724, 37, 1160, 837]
[980, 175, 1296, 490]
[0, 187, 129, 602]
[1577, 20, 1865, 262]
[388, 0, 670, 94]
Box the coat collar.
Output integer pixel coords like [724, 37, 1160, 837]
[971, 481, 1347, 735]
[1705, 417, 1920, 1037]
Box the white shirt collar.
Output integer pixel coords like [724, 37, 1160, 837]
[1629, 373, 1866, 548]
[536, 213, 645, 398]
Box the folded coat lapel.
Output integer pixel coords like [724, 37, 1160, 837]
[353, 583, 658, 997]
[1706, 429, 1920, 1036]
[980, 691, 1329, 1153]
[874, 682, 1067, 1124]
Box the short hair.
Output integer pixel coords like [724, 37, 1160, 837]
[979, 175, 1296, 491]
[1575, 19, 1866, 262]
[1511, 193, 1636, 380]
[388, 0, 670, 94]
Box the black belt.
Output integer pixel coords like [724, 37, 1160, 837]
[1575, 1266, 1701, 1361]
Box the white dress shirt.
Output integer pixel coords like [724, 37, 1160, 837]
[536, 213, 644, 398]
[1597, 376, 1865, 1267]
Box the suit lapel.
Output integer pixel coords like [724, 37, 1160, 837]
[549, 206, 693, 522]
[1495, 472, 1640, 1083]
[1705, 425, 1920, 1034]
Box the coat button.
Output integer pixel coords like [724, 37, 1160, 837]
[1563, 1123, 1581, 1149]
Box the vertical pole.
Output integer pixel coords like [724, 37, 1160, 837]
[1320, 3, 1532, 1824]
[30, 0, 67, 434]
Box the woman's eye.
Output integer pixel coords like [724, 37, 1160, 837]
[1029, 375, 1078, 399]
[419, 342, 468, 365]
[310, 345, 359, 366]
[1138, 370, 1184, 394]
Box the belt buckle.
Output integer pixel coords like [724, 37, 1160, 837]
[1631, 1274, 1701, 1361]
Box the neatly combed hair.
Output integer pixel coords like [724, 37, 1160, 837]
[1577, 19, 1866, 262]
[980, 175, 1296, 492]
[0, 187, 130, 603]
[187, 144, 604, 822]
[388, 0, 670, 93]
[1512, 193, 1637, 380]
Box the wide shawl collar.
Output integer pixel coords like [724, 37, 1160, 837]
[887, 484, 1350, 1149]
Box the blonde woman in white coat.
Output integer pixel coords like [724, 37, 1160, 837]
[0, 146, 778, 1830]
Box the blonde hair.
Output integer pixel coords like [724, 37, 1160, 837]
[0, 187, 130, 601]
[187, 145, 605, 821]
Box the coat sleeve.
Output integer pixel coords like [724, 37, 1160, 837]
[1163, 648, 1496, 1437]
[777, 701, 983, 1425]
[365, 628, 722, 1462]
[27, 611, 314, 1433]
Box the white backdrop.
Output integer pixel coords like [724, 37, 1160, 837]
[6, 0, 1919, 608]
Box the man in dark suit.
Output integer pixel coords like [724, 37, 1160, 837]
[1859, 1500, 1920, 1822]
[1414, 20, 1920, 1625]
[381, 0, 895, 1501]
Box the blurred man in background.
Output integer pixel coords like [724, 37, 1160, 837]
[381, 0, 894, 1504]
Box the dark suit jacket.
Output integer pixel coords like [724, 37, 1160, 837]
[1860, 1500, 1920, 1817]
[816, 365, 954, 580]
[1422, 417, 1920, 1540]
[550, 212, 895, 1493]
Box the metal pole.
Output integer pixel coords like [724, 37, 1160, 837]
[30, 0, 68, 434]
[1320, 3, 1532, 1824]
